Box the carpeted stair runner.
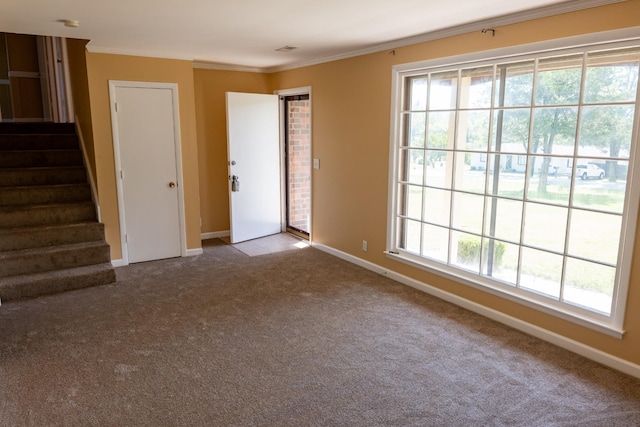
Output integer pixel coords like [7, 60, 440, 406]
[0, 123, 116, 302]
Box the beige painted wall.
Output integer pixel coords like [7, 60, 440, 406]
[264, 1, 640, 364]
[85, 53, 202, 261]
[87, 0, 640, 366]
[193, 69, 270, 233]
[66, 39, 95, 180]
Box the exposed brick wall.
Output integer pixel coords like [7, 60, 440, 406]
[287, 99, 311, 233]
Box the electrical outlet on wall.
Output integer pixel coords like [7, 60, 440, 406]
[362, 240, 368, 252]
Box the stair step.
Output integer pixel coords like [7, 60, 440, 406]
[0, 201, 96, 228]
[0, 150, 83, 168]
[0, 262, 116, 302]
[0, 240, 111, 278]
[0, 166, 87, 187]
[0, 222, 106, 251]
[0, 183, 91, 206]
[0, 134, 79, 150]
[0, 123, 76, 134]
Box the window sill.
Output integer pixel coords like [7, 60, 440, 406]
[384, 250, 625, 339]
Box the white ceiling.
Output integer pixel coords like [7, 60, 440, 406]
[0, 0, 623, 71]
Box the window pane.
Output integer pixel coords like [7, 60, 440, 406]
[527, 155, 571, 206]
[487, 154, 525, 198]
[460, 66, 494, 109]
[584, 48, 640, 104]
[567, 210, 621, 265]
[492, 109, 530, 153]
[423, 188, 451, 227]
[572, 160, 627, 214]
[430, 71, 458, 110]
[454, 152, 487, 194]
[535, 55, 582, 105]
[425, 150, 453, 189]
[399, 218, 422, 254]
[495, 61, 534, 107]
[398, 184, 422, 220]
[457, 110, 490, 151]
[402, 112, 426, 147]
[520, 248, 562, 299]
[522, 203, 568, 252]
[407, 76, 428, 110]
[482, 238, 518, 285]
[484, 197, 522, 243]
[422, 223, 449, 263]
[451, 231, 481, 273]
[531, 107, 578, 155]
[427, 111, 455, 149]
[451, 192, 484, 234]
[579, 105, 634, 159]
[400, 148, 424, 185]
[564, 258, 614, 315]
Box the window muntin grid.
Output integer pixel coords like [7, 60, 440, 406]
[393, 44, 640, 323]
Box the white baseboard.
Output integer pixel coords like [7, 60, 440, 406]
[201, 230, 230, 240]
[111, 259, 127, 267]
[111, 247, 203, 267]
[312, 242, 640, 379]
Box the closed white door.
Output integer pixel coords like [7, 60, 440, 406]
[111, 82, 183, 263]
[226, 92, 281, 243]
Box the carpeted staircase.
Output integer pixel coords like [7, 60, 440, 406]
[0, 122, 116, 302]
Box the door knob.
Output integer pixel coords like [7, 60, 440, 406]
[169, 182, 176, 188]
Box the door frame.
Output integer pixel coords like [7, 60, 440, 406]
[108, 80, 187, 265]
[275, 86, 312, 242]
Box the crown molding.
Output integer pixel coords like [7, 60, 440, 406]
[192, 61, 264, 73]
[264, 0, 627, 73]
[89, 0, 626, 73]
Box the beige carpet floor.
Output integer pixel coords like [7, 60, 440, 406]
[1, 239, 639, 426]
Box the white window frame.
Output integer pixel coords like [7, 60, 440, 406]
[387, 27, 640, 338]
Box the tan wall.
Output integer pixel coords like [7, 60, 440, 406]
[66, 39, 96, 181]
[193, 68, 270, 233]
[86, 53, 201, 260]
[263, 1, 640, 364]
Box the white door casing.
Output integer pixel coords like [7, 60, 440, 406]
[226, 92, 281, 243]
[109, 81, 186, 264]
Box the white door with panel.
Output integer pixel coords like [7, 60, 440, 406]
[110, 82, 184, 263]
[226, 92, 281, 243]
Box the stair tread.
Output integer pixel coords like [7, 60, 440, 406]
[0, 240, 109, 259]
[0, 263, 116, 301]
[0, 221, 100, 235]
[0, 200, 94, 212]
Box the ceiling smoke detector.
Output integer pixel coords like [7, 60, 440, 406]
[62, 19, 80, 28]
[275, 45, 298, 52]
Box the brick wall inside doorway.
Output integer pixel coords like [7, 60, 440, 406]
[287, 99, 310, 233]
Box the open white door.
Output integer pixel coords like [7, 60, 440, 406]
[226, 92, 281, 243]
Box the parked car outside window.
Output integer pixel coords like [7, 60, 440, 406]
[576, 164, 605, 180]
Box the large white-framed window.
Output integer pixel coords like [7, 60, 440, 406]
[387, 30, 640, 337]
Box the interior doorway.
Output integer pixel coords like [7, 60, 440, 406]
[283, 93, 311, 238]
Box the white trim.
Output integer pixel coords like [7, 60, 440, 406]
[186, 248, 204, 256]
[312, 242, 640, 379]
[111, 258, 127, 268]
[93, 0, 622, 73]
[74, 117, 100, 222]
[201, 230, 230, 240]
[192, 61, 263, 73]
[86, 44, 194, 61]
[386, 27, 640, 338]
[265, 0, 626, 73]
[392, 27, 640, 74]
[108, 80, 188, 266]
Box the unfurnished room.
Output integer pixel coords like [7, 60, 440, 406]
[1, 0, 640, 425]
